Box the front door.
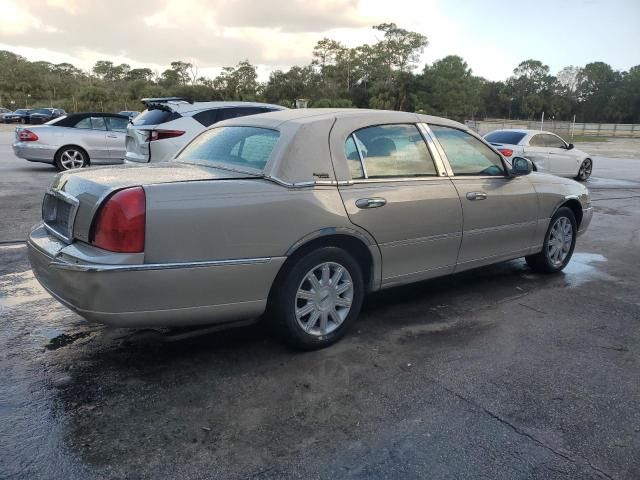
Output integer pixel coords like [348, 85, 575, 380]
[428, 125, 538, 270]
[523, 133, 551, 172]
[543, 133, 578, 176]
[335, 123, 463, 287]
[105, 116, 128, 160]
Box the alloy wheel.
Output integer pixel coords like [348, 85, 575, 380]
[579, 159, 592, 180]
[547, 217, 573, 267]
[295, 261, 354, 337]
[59, 150, 85, 170]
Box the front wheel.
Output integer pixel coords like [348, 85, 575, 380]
[525, 207, 577, 273]
[55, 147, 88, 171]
[576, 159, 592, 181]
[270, 246, 364, 350]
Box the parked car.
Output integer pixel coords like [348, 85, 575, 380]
[13, 112, 129, 170]
[0, 107, 11, 120]
[117, 110, 140, 119]
[28, 108, 67, 124]
[28, 109, 592, 349]
[124, 97, 286, 164]
[484, 129, 593, 181]
[3, 109, 33, 124]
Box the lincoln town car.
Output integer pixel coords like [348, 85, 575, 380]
[28, 109, 592, 349]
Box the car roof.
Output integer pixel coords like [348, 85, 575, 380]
[53, 112, 129, 127]
[219, 108, 466, 129]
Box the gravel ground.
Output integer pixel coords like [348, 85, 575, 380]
[0, 130, 639, 479]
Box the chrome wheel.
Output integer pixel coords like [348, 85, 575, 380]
[578, 159, 592, 180]
[59, 149, 85, 170]
[547, 217, 573, 267]
[295, 261, 354, 337]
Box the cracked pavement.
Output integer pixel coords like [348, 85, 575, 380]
[0, 131, 639, 479]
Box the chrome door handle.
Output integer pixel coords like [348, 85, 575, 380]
[107, 134, 118, 138]
[355, 197, 387, 209]
[466, 192, 488, 201]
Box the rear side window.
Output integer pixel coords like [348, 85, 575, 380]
[348, 124, 437, 178]
[132, 108, 181, 126]
[192, 109, 218, 127]
[73, 117, 107, 130]
[430, 125, 504, 176]
[177, 126, 279, 171]
[484, 131, 527, 145]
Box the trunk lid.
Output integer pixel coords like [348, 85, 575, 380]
[47, 162, 255, 244]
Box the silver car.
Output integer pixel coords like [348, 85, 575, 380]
[28, 109, 592, 349]
[12, 113, 129, 171]
[484, 129, 593, 181]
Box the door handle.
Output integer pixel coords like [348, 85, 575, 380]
[355, 197, 387, 209]
[107, 134, 118, 138]
[466, 191, 488, 201]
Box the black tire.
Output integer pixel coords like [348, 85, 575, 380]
[270, 246, 364, 350]
[575, 158, 592, 181]
[525, 207, 577, 273]
[55, 146, 88, 171]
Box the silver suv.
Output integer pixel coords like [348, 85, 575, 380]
[124, 97, 286, 164]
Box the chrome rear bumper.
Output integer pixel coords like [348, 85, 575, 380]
[27, 224, 285, 327]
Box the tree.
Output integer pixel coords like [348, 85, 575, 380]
[418, 55, 483, 119]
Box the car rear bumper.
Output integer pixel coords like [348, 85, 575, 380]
[27, 224, 286, 328]
[13, 142, 57, 162]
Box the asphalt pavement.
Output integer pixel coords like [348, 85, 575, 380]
[1, 129, 639, 479]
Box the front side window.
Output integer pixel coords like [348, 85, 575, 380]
[347, 124, 437, 178]
[106, 116, 128, 132]
[543, 134, 566, 149]
[529, 134, 546, 147]
[177, 126, 279, 171]
[430, 125, 504, 176]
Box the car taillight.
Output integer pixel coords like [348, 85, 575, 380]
[90, 187, 145, 253]
[498, 148, 513, 157]
[145, 129, 185, 142]
[19, 129, 39, 141]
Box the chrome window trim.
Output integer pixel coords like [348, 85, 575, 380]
[50, 256, 273, 273]
[417, 123, 451, 177]
[349, 176, 456, 184]
[42, 190, 80, 244]
[351, 132, 368, 179]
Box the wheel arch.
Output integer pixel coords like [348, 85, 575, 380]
[55, 144, 91, 165]
[556, 197, 583, 228]
[273, 228, 381, 297]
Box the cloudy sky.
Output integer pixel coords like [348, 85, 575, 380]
[1, 0, 639, 81]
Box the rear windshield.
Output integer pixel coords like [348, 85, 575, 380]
[176, 126, 279, 172]
[132, 108, 181, 126]
[484, 131, 527, 145]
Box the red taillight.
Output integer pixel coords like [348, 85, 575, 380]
[145, 129, 185, 142]
[91, 187, 145, 253]
[498, 148, 513, 157]
[19, 129, 39, 142]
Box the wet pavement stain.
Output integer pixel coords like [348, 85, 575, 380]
[45, 332, 92, 350]
[562, 252, 613, 287]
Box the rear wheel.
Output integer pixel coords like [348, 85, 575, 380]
[55, 147, 88, 171]
[576, 158, 592, 181]
[525, 207, 577, 273]
[271, 247, 364, 350]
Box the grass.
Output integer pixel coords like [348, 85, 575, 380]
[569, 136, 609, 143]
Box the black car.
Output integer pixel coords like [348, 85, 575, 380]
[28, 108, 66, 124]
[3, 109, 33, 124]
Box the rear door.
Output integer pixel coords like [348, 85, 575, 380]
[523, 133, 550, 172]
[428, 125, 538, 269]
[70, 116, 110, 161]
[335, 122, 462, 287]
[105, 116, 128, 160]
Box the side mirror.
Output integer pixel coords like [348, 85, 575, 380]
[511, 156, 533, 176]
[567, 143, 574, 150]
